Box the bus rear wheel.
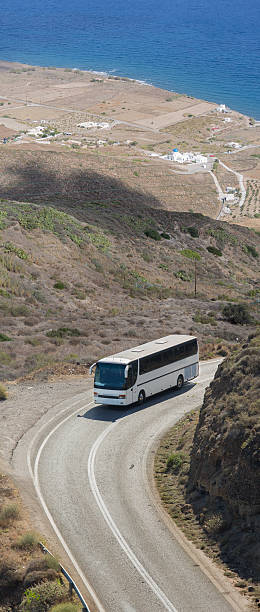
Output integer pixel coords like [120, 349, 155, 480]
[177, 375, 184, 390]
[138, 390, 145, 405]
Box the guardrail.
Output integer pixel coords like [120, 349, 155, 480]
[39, 542, 90, 611]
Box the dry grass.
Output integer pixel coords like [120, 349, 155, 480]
[0, 472, 81, 611]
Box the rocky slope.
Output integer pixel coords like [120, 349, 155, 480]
[188, 333, 260, 580]
[0, 197, 259, 380]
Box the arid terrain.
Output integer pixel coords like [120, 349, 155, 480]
[0, 61, 259, 381]
[0, 61, 259, 612]
[0, 60, 259, 228]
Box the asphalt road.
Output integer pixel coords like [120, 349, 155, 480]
[16, 361, 244, 612]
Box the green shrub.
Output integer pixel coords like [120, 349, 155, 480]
[46, 328, 81, 338]
[159, 263, 169, 271]
[20, 580, 67, 611]
[203, 512, 227, 535]
[0, 503, 19, 525]
[87, 231, 110, 252]
[175, 270, 192, 282]
[0, 351, 12, 364]
[180, 249, 201, 261]
[10, 304, 29, 316]
[193, 311, 216, 325]
[0, 383, 8, 400]
[166, 452, 183, 473]
[242, 244, 258, 258]
[222, 302, 251, 325]
[0, 211, 7, 229]
[45, 554, 60, 572]
[4, 242, 28, 260]
[182, 226, 199, 238]
[53, 281, 66, 290]
[160, 232, 171, 240]
[0, 333, 12, 341]
[16, 532, 38, 550]
[207, 246, 222, 257]
[207, 227, 237, 245]
[142, 251, 153, 263]
[144, 229, 161, 241]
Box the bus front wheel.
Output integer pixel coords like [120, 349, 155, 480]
[177, 375, 184, 390]
[138, 390, 145, 405]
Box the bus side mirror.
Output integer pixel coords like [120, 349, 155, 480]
[124, 365, 129, 378]
[89, 363, 96, 375]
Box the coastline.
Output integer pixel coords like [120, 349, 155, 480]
[0, 57, 259, 121]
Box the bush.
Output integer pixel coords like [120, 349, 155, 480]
[222, 302, 252, 325]
[53, 281, 66, 290]
[46, 328, 81, 338]
[203, 512, 227, 535]
[20, 580, 67, 611]
[45, 555, 60, 572]
[175, 270, 192, 282]
[243, 244, 258, 258]
[4, 242, 28, 260]
[207, 246, 222, 257]
[180, 249, 201, 261]
[16, 532, 38, 550]
[160, 232, 171, 240]
[144, 228, 161, 241]
[166, 452, 183, 473]
[0, 333, 12, 341]
[182, 226, 199, 238]
[0, 383, 8, 400]
[0, 503, 19, 525]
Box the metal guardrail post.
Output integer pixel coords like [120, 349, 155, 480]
[39, 542, 90, 611]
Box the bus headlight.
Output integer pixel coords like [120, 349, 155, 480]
[94, 392, 98, 396]
[118, 394, 126, 399]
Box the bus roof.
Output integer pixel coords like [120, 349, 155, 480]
[98, 334, 197, 365]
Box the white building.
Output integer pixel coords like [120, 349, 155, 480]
[216, 104, 228, 113]
[164, 151, 207, 165]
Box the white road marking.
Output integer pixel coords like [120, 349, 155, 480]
[28, 399, 106, 612]
[88, 419, 178, 612]
[27, 394, 87, 480]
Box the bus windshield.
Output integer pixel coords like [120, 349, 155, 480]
[94, 362, 126, 390]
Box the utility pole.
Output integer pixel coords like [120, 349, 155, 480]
[194, 260, 197, 298]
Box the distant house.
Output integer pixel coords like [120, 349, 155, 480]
[164, 150, 207, 165]
[216, 104, 228, 113]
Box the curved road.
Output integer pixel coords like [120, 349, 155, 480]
[14, 361, 245, 612]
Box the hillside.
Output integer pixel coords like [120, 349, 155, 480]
[188, 333, 260, 581]
[0, 196, 259, 380]
[0, 61, 259, 381]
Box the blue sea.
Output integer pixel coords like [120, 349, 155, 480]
[0, 0, 259, 118]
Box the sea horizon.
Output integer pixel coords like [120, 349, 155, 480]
[0, 0, 259, 119]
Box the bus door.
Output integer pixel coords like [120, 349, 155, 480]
[127, 360, 138, 404]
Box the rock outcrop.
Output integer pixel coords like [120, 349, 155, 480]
[188, 333, 260, 578]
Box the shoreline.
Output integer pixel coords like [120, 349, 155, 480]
[0, 57, 257, 121]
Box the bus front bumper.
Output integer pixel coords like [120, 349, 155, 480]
[94, 393, 127, 406]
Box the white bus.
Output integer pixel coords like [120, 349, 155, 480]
[90, 334, 199, 407]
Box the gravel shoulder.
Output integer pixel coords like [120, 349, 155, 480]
[0, 375, 90, 468]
